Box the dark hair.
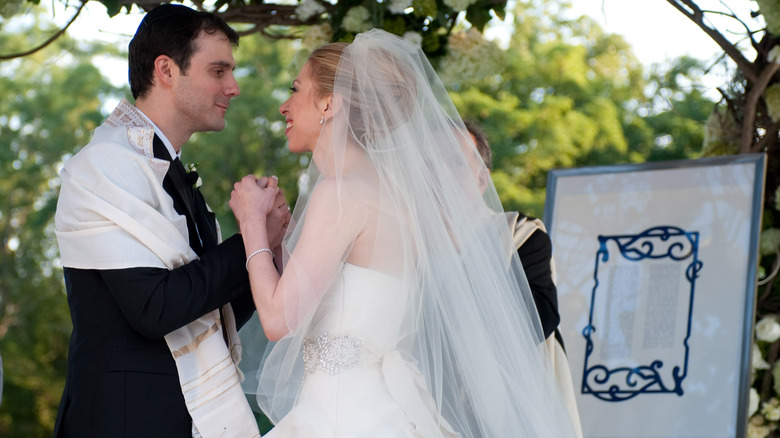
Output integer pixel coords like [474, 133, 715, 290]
[463, 119, 491, 170]
[128, 4, 239, 99]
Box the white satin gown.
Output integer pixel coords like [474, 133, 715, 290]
[263, 263, 456, 438]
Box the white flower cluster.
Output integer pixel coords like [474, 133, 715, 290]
[443, 0, 478, 12]
[752, 387, 761, 417]
[388, 0, 413, 14]
[750, 314, 780, 437]
[403, 31, 423, 47]
[760, 228, 780, 256]
[762, 186, 780, 254]
[342, 6, 372, 33]
[702, 107, 740, 156]
[758, 315, 780, 342]
[763, 398, 780, 422]
[749, 415, 774, 438]
[756, 0, 780, 35]
[775, 185, 780, 212]
[438, 28, 504, 86]
[750, 397, 780, 437]
[185, 163, 202, 188]
[296, 0, 326, 21]
[756, 343, 772, 370]
[765, 83, 780, 122]
[302, 23, 334, 49]
[769, 46, 780, 65]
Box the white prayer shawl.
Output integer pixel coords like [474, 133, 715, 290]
[55, 100, 260, 438]
[505, 212, 583, 438]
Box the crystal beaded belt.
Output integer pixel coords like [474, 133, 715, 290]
[303, 332, 364, 375]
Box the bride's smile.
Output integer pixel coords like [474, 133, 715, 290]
[279, 61, 331, 155]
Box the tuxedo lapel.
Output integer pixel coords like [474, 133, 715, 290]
[153, 136, 229, 346]
[189, 179, 219, 251]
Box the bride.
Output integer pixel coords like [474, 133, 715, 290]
[230, 29, 578, 437]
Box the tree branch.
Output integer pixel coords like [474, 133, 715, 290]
[751, 121, 780, 153]
[743, 62, 780, 153]
[0, 0, 87, 60]
[762, 339, 780, 400]
[218, 3, 327, 30]
[665, 0, 758, 82]
[123, 0, 336, 30]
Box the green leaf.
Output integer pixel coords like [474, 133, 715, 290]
[465, 4, 491, 31]
[421, 32, 441, 53]
[412, 0, 437, 18]
[492, 2, 506, 20]
[382, 15, 406, 35]
[99, 0, 123, 17]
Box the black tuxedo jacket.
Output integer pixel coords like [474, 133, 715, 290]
[515, 213, 563, 349]
[53, 136, 255, 438]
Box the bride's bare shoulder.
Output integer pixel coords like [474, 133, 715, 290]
[307, 176, 379, 222]
[312, 174, 379, 203]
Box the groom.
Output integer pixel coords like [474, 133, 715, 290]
[53, 4, 288, 437]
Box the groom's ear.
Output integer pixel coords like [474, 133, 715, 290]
[153, 55, 175, 88]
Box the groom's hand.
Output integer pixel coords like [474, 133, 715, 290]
[255, 176, 270, 189]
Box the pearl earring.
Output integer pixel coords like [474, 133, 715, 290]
[320, 115, 325, 125]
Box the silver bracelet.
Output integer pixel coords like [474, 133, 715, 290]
[245, 248, 273, 270]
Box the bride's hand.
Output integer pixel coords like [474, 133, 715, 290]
[266, 188, 291, 248]
[230, 174, 279, 230]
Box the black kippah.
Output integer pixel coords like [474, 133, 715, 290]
[139, 3, 198, 28]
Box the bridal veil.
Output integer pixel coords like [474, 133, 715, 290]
[240, 29, 578, 437]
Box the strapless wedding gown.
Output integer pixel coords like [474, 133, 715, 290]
[263, 263, 456, 438]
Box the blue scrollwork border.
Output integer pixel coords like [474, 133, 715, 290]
[582, 226, 703, 402]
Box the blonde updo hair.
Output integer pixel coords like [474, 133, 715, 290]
[307, 40, 417, 143]
[308, 42, 348, 101]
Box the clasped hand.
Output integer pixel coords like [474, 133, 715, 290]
[230, 174, 291, 249]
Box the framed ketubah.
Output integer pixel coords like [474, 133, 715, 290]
[543, 154, 766, 438]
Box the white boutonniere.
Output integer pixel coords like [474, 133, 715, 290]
[185, 162, 203, 188]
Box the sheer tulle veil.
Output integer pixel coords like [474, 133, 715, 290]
[239, 29, 578, 437]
